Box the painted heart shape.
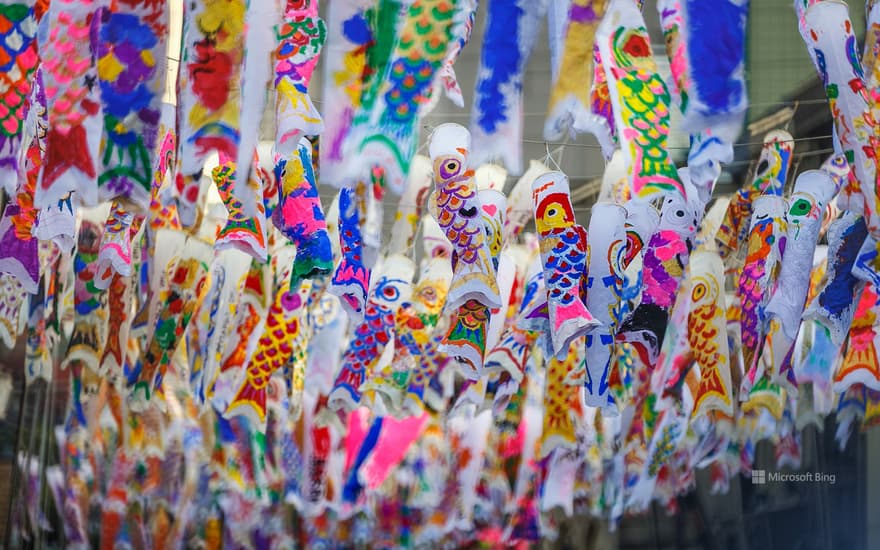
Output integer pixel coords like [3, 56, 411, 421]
[483, 204, 498, 216]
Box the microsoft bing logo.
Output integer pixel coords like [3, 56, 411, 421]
[749, 470, 836, 484]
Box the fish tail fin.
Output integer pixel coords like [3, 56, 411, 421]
[225, 376, 268, 427]
[549, 296, 599, 358]
[447, 252, 500, 311]
[328, 365, 365, 412]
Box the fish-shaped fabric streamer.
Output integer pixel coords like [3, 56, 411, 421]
[650, 268, 693, 410]
[584, 202, 626, 407]
[176, 0, 245, 226]
[597, 0, 684, 199]
[803, 212, 868, 346]
[36, 0, 102, 209]
[504, 159, 551, 243]
[716, 130, 793, 264]
[35, 190, 77, 251]
[359, 167, 385, 268]
[212, 255, 270, 407]
[0, 272, 27, 348]
[387, 154, 433, 255]
[544, 0, 609, 142]
[486, 249, 519, 359]
[531, 171, 597, 359]
[516, 253, 555, 359]
[273, 138, 333, 286]
[274, 0, 325, 155]
[0, 202, 39, 294]
[426, 0, 476, 111]
[618, 192, 699, 367]
[442, 189, 506, 376]
[93, 201, 141, 290]
[98, 271, 134, 382]
[146, 130, 181, 243]
[630, 404, 688, 509]
[358, 413, 431, 493]
[329, 186, 371, 321]
[834, 283, 880, 393]
[0, 70, 44, 287]
[225, 262, 312, 429]
[63, 221, 107, 373]
[865, 0, 880, 98]
[428, 123, 500, 311]
[622, 197, 661, 268]
[442, 298, 491, 378]
[802, 2, 880, 238]
[319, 0, 371, 185]
[793, 250, 835, 393]
[486, 261, 543, 385]
[687, 249, 733, 420]
[718, 138, 792, 276]
[0, 3, 39, 185]
[540, 342, 585, 457]
[655, 0, 748, 149]
[24, 244, 59, 384]
[329, 256, 415, 411]
[305, 292, 349, 398]
[395, 257, 452, 411]
[191, 250, 250, 405]
[134, 235, 211, 408]
[211, 156, 269, 263]
[186, 249, 251, 404]
[289, 294, 318, 417]
[469, 0, 548, 174]
[421, 213, 454, 268]
[585, 43, 618, 157]
[764, 170, 841, 391]
[737, 195, 786, 392]
[95, 0, 168, 210]
[360, 255, 418, 407]
[345, 0, 458, 193]
[235, 0, 281, 204]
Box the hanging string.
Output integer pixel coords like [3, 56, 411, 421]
[520, 133, 835, 151]
[418, 122, 835, 154]
[384, 146, 838, 213]
[543, 142, 563, 172]
[783, 100, 801, 133]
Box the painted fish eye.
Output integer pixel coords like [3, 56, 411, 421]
[691, 282, 707, 302]
[675, 210, 685, 218]
[382, 285, 400, 300]
[789, 198, 811, 217]
[547, 207, 558, 217]
[444, 159, 460, 174]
